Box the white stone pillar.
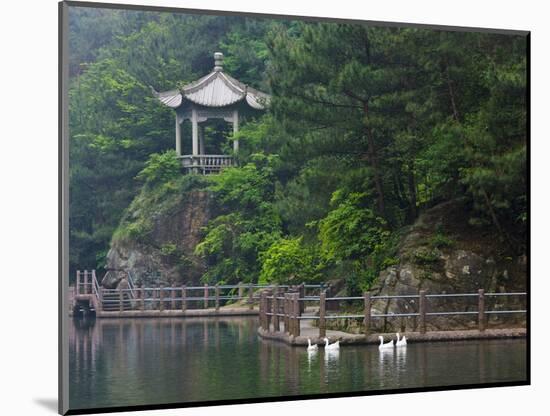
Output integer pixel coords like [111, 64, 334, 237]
[233, 109, 239, 153]
[191, 108, 199, 156]
[175, 114, 181, 156]
[199, 125, 205, 155]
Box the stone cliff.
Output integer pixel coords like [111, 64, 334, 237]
[368, 199, 527, 332]
[104, 176, 212, 289]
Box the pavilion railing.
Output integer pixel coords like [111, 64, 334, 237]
[178, 154, 234, 172]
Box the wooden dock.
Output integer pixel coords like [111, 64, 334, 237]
[256, 288, 527, 346]
[91, 308, 259, 319]
[70, 269, 324, 319]
[70, 269, 527, 344]
[258, 319, 527, 346]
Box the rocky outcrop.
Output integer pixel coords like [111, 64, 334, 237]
[369, 200, 527, 332]
[105, 186, 212, 289]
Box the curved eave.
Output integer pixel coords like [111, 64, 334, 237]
[151, 86, 182, 108]
[246, 92, 270, 110]
[183, 73, 245, 107]
[153, 70, 271, 110]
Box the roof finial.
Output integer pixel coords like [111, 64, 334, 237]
[214, 52, 223, 72]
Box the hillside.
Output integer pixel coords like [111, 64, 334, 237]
[369, 199, 526, 332]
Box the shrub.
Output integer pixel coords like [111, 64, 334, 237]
[413, 247, 441, 265]
[429, 232, 455, 249]
[260, 237, 323, 284]
[136, 150, 180, 185]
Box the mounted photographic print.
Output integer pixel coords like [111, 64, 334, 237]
[59, 1, 529, 414]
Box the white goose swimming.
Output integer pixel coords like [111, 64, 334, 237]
[307, 338, 319, 352]
[378, 336, 394, 350]
[395, 333, 407, 347]
[324, 337, 340, 351]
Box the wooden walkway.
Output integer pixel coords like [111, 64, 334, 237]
[256, 288, 527, 346]
[90, 307, 259, 319]
[70, 269, 324, 319]
[70, 269, 527, 345]
[258, 318, 527, 346]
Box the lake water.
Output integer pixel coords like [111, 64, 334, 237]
[69, 316, 527, 410]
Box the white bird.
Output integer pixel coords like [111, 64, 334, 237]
[378, 336, 394, 350]
[307, 338, 318, 352]
[324, 337, 340, 351]
[395, 333, 407, 347]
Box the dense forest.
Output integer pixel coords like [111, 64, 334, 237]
[69, 7, 527, 293]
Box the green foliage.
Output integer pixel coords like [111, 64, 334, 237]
[260, 237, 324, 284]
[207, 153, 278, 209]
[195, 154, 282, 284]
[113, 174, 208, 244]
[413, 247, 441, 265]
[68, 9, 274, 277]
[314, 191, 397, 294]
[219, 20, 272, 89]
[429, 232, 455, 249]
[136, 150, 181, 186]
[319, 192, 389, 262]
[68, 9, 527, 289]
[160, 242, 178, 256]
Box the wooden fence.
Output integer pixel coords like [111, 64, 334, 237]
[72, 270, 324, 316]
[259, 289, 527, 337]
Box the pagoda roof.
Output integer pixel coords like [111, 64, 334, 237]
[153, 52, 270, 110]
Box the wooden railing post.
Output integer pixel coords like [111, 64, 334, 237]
[319, 291, 326, 338]
[288, 293, 294, 335]
[248, 283, 254, 310]
[238, 282, 244, 299]
[273, 287, 280, 332]
[294, 293, 301, 337]
[119, 288, 124, 312]
[215, 284, 220, 311]
[265, 291, 270, 330]
[259, 291, 266, 330]
[293, 292, 298, 336]
[76, 270, 81, 295]
[181, 285, 187, 312]
[284, 293, 290, 333]
[266, 290, 272, 332]
[140, 285, 145, 312]
[363, 292, 371, 336]
[134, 283, 139, 311]
[299, 282, 305, 313]
[92, 269, 96, 296]
[159, 285, 164, 312]
[478, 289, 486, 332]
[259, 291, 264, 329]
[419, 290, 427, 334]
[97, 286, 103, 312]
[83, 270, 89, 294]
[171, 287, 176, 310]
[204, 284, 209, 309]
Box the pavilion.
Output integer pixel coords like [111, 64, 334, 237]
[152, 52, 270, 174]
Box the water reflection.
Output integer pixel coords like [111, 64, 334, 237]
[306, 349, 318, 370]
[395, 347, 407, 375]
[324, 349, 340, 366]
[69, 317, 527, 411]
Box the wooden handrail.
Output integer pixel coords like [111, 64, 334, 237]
[259, 289, 526, 338]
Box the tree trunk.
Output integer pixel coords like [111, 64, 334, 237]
[407, 163, 418, 221]
[363, 102, 386, 217]
[443, 57, 460, 122]
[481, 187, 516, 251]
